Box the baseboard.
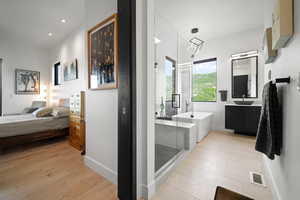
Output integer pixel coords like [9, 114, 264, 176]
[84, 155, 118, 185]
[141, 181, 155, 200]
[262, 157, 282, 200]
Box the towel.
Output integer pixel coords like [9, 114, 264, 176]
[255, 81, 282, 160]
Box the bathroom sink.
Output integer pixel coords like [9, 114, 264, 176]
[233, 101, 255, 105]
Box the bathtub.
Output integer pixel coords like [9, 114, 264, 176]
[172, 112, 213, 142]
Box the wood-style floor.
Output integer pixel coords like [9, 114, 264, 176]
[152, 131, 273, 200]
[0, 138, 117, 200]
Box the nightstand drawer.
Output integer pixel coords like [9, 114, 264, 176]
[69, 118, 85, 151]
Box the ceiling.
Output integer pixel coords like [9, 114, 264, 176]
[0, 0, 85, 49]
[155, 0, 264, 41]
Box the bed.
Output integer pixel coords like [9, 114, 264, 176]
[0, 99, 70, 151]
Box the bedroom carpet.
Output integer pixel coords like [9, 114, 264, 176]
[0, 138, 117, 200]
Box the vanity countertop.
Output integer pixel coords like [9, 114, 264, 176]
[225, 103, 262, 107]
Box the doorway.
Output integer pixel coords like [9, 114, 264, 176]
[147, 0, 273, 199]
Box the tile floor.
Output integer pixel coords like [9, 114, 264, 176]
[155, 144, 181, 172]
[152, 131, 273, 200]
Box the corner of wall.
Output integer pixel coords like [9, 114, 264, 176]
[84, 155, 118, 185]
[262, 156, 282, 200]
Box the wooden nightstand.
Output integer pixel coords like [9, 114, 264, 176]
[69, 91, 85, 154]
[69, 115, 85, 152]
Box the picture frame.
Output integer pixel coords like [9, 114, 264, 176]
[272, 0, 294, 50]
[63, 59, 78, 82]
[15, 69, 40, 95]
[87, 13, 118, 90]
[263, 28, 277, 64]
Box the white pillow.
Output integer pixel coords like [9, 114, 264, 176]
[52, 107, 70, 117]
[32, 107, 53, 117]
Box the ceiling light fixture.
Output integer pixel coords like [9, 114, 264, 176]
[61, 19, 66, 23]
[48, 32, 53, 37]
[191, 28, 199, 34]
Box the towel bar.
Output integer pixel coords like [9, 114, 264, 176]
[273, 77, 290, 84]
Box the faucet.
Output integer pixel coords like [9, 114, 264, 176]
[242, 94, 246, 102]
[185, 99, 190, 112]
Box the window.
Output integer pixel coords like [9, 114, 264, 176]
[165, 56, 176, 101]
[53, 62, 61, 86]
[192, 58, 217, 102]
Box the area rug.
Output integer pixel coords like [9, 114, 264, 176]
[214, 186, 254, 200]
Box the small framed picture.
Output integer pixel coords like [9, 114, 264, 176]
[172, 94, 181, 109]
[15, 69, 40, 95]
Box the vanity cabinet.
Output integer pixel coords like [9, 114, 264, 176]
[225, 105, 261, 136]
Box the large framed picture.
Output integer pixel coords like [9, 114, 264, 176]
[88, 14, 118, 90]
[15, 69, 40, 94]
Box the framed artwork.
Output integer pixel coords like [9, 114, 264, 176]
[15, 69, 40, 94]
[272, 0, 293, 49]
[263, 28, 277, 64]
[63, 59, 78, 81]
[88, 14, 118, 90]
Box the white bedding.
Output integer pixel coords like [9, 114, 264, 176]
[0, 114, 69, 138]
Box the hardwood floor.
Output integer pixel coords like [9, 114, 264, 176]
[152, 131, 273, 200]
[0, 138, 117, 200]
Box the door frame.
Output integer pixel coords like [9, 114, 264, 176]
[0, 59, 2, 116]
[117, 0, 137, 199]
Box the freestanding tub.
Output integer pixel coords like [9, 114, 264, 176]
[172, 112, 213, 142]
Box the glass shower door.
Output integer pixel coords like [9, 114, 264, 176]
[154, 15, 185, 176]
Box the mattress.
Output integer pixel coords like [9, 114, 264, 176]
[0, 114, 69, 138]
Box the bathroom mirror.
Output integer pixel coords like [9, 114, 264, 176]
[232, 56, 258, 98]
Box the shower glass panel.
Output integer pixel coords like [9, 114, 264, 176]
[154, 15, 190, 175]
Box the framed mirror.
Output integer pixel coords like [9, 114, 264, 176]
[232, 56, 258, 98]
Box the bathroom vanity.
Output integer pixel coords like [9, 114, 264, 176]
[225, 104, 261, 136]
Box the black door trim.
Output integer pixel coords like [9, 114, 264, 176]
[0, 59, 2, 116]
[117, 0, 137, 199]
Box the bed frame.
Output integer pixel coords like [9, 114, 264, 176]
[0, 128, 69, 152]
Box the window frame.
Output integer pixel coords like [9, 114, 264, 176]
[53, 62, 61, 86]
[192, 57, 217, 103]
[165, 56, 176, 101]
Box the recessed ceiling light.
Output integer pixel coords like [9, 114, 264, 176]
[61, 19, 66, 23]
[48, 32, 53, 37]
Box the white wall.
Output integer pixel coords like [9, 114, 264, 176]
[0, 34, 50, 114]
[49, 1, 145, 198]
[48, 0, 118, 186]
[180, 29, 265, 131]
[263, 1, 300, 200]
[83, 0, 119, 185]
[49, 27, 86, 105]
